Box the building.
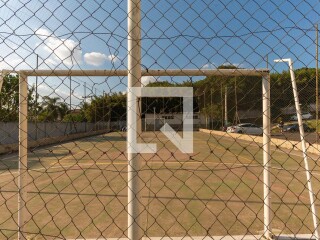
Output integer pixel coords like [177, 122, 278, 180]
[143, 112, 202, 131]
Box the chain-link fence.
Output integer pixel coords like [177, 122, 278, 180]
[0, 0, 320, 239]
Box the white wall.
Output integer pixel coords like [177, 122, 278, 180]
[0, 122, 110, 145]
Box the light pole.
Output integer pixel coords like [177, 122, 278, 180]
[197, 91, 205, 128]
[95, 89, 97, 129]
[221, 83, 224, 129]
[82, 82, 87, 132]
[69, 76, 72, 133]
[35, 54, 39, 140]
[204, 90, 207, 128]
[103, 91, 105, 127]
[211, 88, 213, 129]
[153, 107, 156, 131]
[225, 86, 228, 127]
[69, 77, 72, 112]
[83, 82, 88, 103]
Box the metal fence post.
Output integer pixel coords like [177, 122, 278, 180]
[127, 0, 143, 239]
[18, 73, 28, 240]
[262, 74, 272, 239]
[287, 59, 319, 239]
[274, 58, 320, 239]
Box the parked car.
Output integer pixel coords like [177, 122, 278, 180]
[283, 123, 314, 132]
[226, 123, 263, 135]
[290, 112, 312, 121]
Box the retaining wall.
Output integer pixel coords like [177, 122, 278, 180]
[0, 122, 112, 145]
[0, 129, 109, 154]
[199, 128, 320, 155]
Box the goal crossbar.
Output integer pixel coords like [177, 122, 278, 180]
[2, 68, 269, 77]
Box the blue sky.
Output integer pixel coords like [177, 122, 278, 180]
[0, 0, 319, 106]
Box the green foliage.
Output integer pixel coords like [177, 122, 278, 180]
[147, 81, 175, 87]
[1, 68, 317, 123]
[142, 67, 317, 123]
[82, 92, 126, 122]
[38, 96, 67, 121]
[37, 96, 69, 122]
[63, 113, 85, 122]
[0, 74, 37, 121]
[0, 74, 19, 121]
[270, 68, 316, 120]
[28, 84, 42, 121]
[0, 75, 74, 122]
[217, 64, 238, 69]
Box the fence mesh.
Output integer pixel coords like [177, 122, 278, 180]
[0, 0, 320, 239]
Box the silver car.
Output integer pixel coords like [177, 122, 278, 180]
[227, 123, 263, 135]
[290, 112, 312, 121]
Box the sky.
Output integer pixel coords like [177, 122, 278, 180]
[0, 0, 319, 107]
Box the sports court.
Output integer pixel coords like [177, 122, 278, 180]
[1, 131, 319, 239]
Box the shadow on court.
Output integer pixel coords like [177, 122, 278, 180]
[77, 134, 126, 143]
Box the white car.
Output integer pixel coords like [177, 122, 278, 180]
[290, 112, 312, 121]
[227, 123, 263, 135]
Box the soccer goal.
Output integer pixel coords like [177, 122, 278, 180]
[5, 67, 272, 240]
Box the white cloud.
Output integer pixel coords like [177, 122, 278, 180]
[36, 28, 51, 40]
[0, 56, 30, 70]
[37, 84, 55, 96]
[35, 28, 82, 67]
[37, 84, 82, 100]
[202, 62, 216, 69]
[107, 54, 119, 63]
[141, 76, 158, 87]
[84, 52, 107, 66]
[44, 57, 59, 66]
[83, 52, 120, 66]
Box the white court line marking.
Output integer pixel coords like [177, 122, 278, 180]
[1, 154, 19, 161]
[2, 132, 319, 176]
[0, 132, 118, 161]
[69, 233, 315, 240]
[0, 162, 260, 177]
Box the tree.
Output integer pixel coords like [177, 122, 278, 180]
[28, 84, 42, 121]
[0, 74, 38, 122]
[82, 92, 126, 123]
[59, 103, 69, 120]
[0, 74, 19, 121]
[39, 96, 66, 121]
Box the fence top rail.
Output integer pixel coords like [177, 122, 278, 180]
[2, 68, 269, 77]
